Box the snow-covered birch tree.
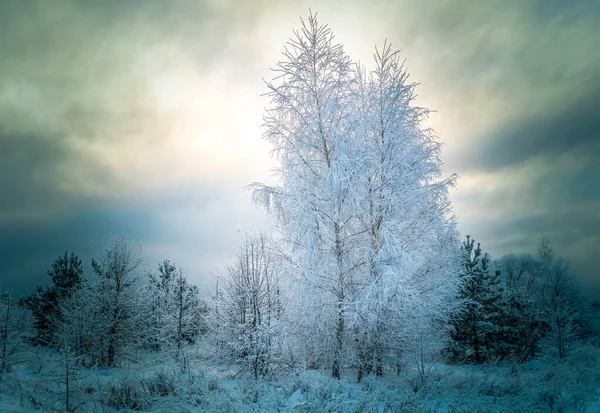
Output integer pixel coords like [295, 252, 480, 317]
[351, 42, 459, 379]
[250, 13, 363, 379]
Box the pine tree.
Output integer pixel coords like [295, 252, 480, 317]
[171, 268, 205, 371]
[449, 236, 505, 363]
[145, 260, 178, 351]
[496, 253, 545, 359]
[494, 290, 534, 360]
[145, 260, 206, 370]
[21, 252, 84, 346]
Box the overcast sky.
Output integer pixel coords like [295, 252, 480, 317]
[1, 0, 598, 298]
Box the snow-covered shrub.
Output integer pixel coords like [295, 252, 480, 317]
[354, 376, 435, 413]
[235, 379, 285, 411]
[291, 370, 345, 401]
[14, 373, 61, 411]
[285, 370, 354, 412]
[104, 370, 207, 411]
[532, 350, 600, 413]
[99, 369, 250, 412]
[102, 373, 150, 410]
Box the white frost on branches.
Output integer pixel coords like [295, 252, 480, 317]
[249, 13, 460, 379]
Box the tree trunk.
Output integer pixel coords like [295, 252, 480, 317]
[332, 223, 345, 380]
[332, 300, 344, 379]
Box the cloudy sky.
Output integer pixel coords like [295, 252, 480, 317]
[1, 0, 598, 298]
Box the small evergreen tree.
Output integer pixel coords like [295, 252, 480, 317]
[494, 288, 541, 360]
[21, 252, 84, 346]
[170, 268, 205, 371]
[448, 236, 505, 363]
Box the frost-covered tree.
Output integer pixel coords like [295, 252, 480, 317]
[53, 283, 95, 365]
[579, 300, 600, 344]
[499, 253, 542, 300]
[494, 241, 586, 361]
[351, 42, 459, 380]
[543, 295, 580, 360]
[210, 233, 282, 379]
[145, 260, 206, 369]
[250, 13, 362, 379]
[145, 260, 178, 351]
[21, 251, 84, 346]
[211, 235, 275, 376]
[170, 268, 206, 371]
[90, 236, 145, 367]
[251, 13, 460, 379]
[0, 289, 29, 374]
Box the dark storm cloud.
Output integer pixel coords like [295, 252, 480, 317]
[0, 131, 70, 214]
[464, 85, 600, 173]
[468, 207, 600, 296]
[453, 83, 600, 294]
[415, 0, 600, 296]
[0, 204, 167, 297]
[452, 87, 600, 293]
[0, 125, 132, 225]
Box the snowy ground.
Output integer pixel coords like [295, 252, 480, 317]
[1, 347, 599, 412]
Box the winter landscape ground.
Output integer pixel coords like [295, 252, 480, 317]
[1, 346, 599, 412]
[1, 8, 599, 413]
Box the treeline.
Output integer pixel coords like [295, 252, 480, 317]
[2, 236, 208, 372]
[1, 232, 597, 381]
